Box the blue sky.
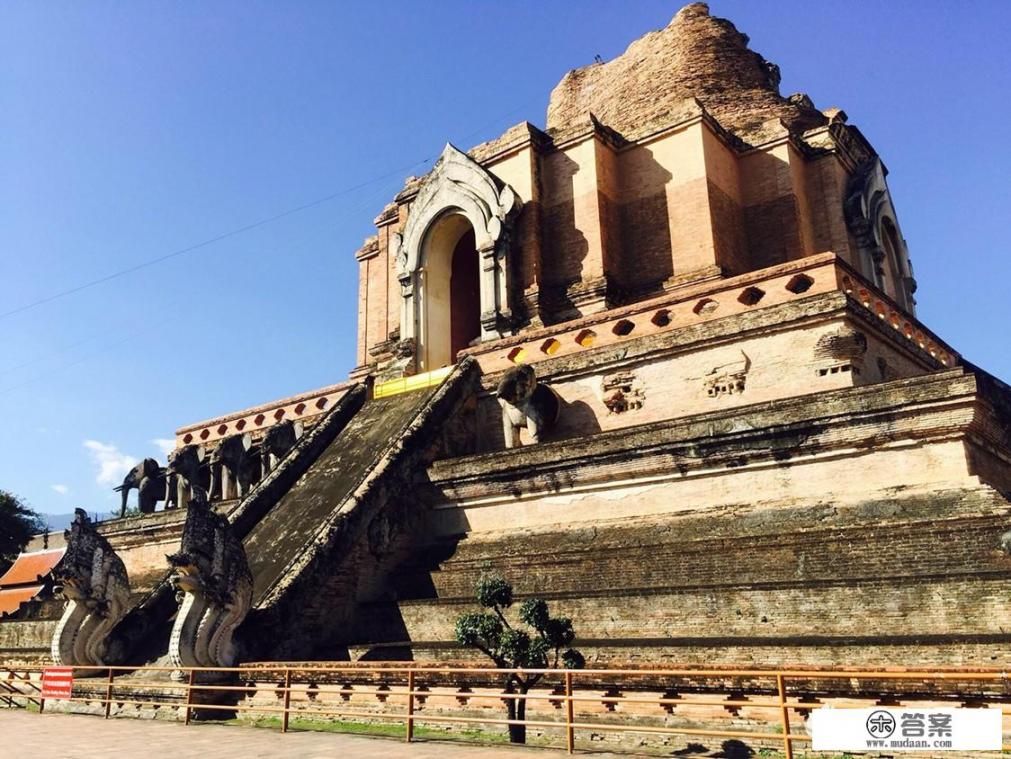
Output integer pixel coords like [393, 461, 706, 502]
[2, 1, 1009, 520]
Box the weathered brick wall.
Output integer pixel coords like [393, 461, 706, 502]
[545, 4, 825, 144]
[539, 142, 595, 300]
[352, 4, 878, 364]
[805, 155, 855, 265]
[708, 180, 746, 275]
[471, 300, 938, 452]
[347, 489, 1011, 669]
[615, 143, 676, 294]
[0, 617, 59, 662]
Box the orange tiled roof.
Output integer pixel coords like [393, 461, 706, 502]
[0, 585, 44, 616]
[0, 548, 64, 587]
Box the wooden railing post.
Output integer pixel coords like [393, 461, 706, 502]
[281, 668, 292, 733]
[405, 670, 415, 743]
[183, 669, 195, 725]
[104, 669, 114, 719]
[0, 669, 14, 709]
[18, 661, 1011, 754]
[565, 671, 575, 754]
[776, 673, 793, 759]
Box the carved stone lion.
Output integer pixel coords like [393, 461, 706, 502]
[166, 491, 252, 672]
[496, 364, 560, 448]
[51, 509, 131, 669]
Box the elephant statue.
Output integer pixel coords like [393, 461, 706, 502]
[211, 433, 258, 500]
[496, 364, 560, 448]
[260, 420, 302, 475]
[166, 444, 207, 510]
[1000, 530, 1011, 556]
[114, 458, 166, 516]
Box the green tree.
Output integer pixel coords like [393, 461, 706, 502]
[0, 491, 46, 573]
[454, 573, 585, 744]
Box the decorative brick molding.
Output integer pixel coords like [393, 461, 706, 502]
[460, 253, 955, 377]
[174, 382, 354, 449]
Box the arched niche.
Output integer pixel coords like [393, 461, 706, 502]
[414, 212, 481, 370]
[879, 216, 904, 299]
[393, 144, 520, 370]
[844, 158, 917, 313]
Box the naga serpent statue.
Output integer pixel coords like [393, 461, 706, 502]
[167, 489, 252, 673]
[51, 509, 131, 669]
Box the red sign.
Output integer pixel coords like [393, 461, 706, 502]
[41, 667, 74, 699]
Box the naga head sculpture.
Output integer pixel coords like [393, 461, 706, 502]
[53, 509, 98, 604]
[50, 509, 131, 667]
[165, 484, 252, 671]
[167, 490, 215, 596]
[52, 508, 125, 614]
[166, 490, 248, 608]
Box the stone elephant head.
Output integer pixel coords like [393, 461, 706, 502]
[496, 363, 538, 407]
[496, 364, 560, 448]
[999, 530, 1011, 556]
[260, 420, 302, 474]
[114, 458, 165, 516]
[166, 444, 207, 508]
[213, 432, 258, 499]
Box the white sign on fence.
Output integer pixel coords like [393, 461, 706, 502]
[809, 707, 1002, 752]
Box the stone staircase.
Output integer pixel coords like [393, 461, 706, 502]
[238, 359, 479, 659]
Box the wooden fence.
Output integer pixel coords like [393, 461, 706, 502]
[4, 662, 1011, 757]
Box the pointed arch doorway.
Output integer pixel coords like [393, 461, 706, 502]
[395, 144, 521, 372]
[417, 213, 481, 369]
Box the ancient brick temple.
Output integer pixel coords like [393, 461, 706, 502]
[3, 4, 1010, 672]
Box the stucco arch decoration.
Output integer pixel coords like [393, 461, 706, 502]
[844, 157, 917, 313]
[393, 144, 521, 352]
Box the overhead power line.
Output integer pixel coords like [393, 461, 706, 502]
[0, 158, 432, 323]
[0, 314, 177, 396]
[1, 97, 540, 325]
[0, 173, 406, 394]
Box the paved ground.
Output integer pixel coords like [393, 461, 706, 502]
[0, 711, 622, 759]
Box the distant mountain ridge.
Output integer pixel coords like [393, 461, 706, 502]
[39, 510, 115, 533]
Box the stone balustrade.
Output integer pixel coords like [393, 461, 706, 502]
[174, 382, 354, 449]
